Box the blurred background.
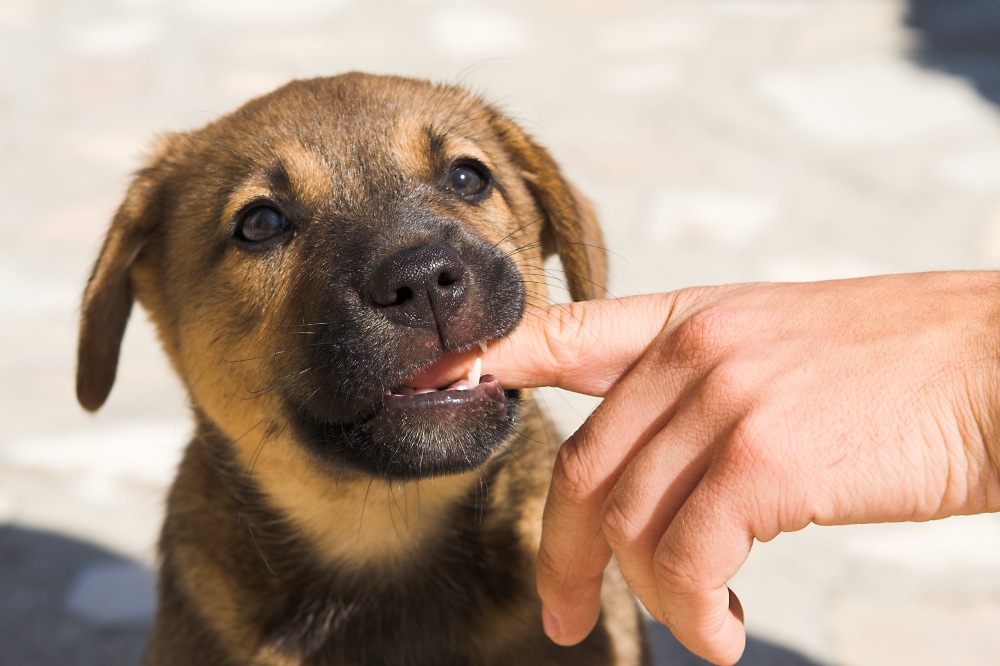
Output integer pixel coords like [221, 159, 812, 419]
[5, 0, 1000, 664]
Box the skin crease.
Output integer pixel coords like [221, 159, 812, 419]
[411, 270, 1000, 665]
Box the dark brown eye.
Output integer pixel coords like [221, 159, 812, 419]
[446, 162, 491, 201]
[235, 206, 288, 244]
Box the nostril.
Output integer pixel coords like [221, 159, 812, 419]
[393, 286, 414, 305]
[437, 270, 459, 288]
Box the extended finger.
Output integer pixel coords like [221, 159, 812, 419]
[407, 285, 746, 394]
[401, 295, 670, 393]
[487, 295, 676, 395]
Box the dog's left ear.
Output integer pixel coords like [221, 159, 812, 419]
[491, 116, 608, 302]
[76, 147, 171, 412]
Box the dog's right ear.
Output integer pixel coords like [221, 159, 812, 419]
[488, 114, 608, 302]
[76, 149, 171, 412]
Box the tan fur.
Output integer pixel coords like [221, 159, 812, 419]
[77, 73, 646, 665]
[247, 432, 480, 567]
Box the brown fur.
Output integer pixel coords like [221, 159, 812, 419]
[76, 73, 647, 665]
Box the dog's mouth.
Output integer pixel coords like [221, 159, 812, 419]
[385, 352, 505, 411]
[292, 343, 517, 480]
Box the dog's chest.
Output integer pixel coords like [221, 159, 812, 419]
[263, 515, 530, 665]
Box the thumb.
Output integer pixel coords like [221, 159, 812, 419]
[482, 294, 676, 396]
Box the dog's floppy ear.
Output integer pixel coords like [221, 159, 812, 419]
[491, 116, 608, 302]
[76, 151, 170, 412]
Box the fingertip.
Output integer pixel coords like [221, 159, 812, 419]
[666, 589, 746, 666]
[540, 603, 601, 647]
[536, 587, 603, 646]
[536, 569, 604, 647]
[713, 607, 747, 666]
[541, 605, 561, 641]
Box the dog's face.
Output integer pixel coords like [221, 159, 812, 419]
[77, 73, 605, 483]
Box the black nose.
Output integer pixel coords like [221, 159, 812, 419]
[366, 243, 469, 330]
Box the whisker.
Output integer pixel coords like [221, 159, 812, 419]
[356, 476, 377, 551]
[240, 364, 322, 399]
[493, 439, 534, 477]
[549, 239, 626, 264]
[224, 349, 292, 364]
[492, 218, 544, 249]
[504, 242, 543, 260]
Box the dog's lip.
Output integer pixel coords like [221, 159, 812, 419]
[383, 348, 505, 411]
[384, 374, 504, 410]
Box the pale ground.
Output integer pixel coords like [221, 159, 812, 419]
[4, 0, 1000, 664]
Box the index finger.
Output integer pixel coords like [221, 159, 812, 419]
[405, 294, 678, 395]
[486, 283, 751, 392]
[485, 295, 674, 395]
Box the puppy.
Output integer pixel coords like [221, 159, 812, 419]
[76, 73, 648, 665]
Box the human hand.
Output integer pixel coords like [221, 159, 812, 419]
[410, 272, 1000, 665]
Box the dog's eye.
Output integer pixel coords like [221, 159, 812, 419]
[235, 206, 288, 243]
[446, 162, 491, 201]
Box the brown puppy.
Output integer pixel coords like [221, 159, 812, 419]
[76, 73, 648, 665]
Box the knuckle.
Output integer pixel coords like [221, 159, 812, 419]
[653, 539, 703, 598]
[670, 308, 731, 365]
[535, 537, 568, 586]
[600, 494, 643, 549]
[542, 301, 593, 383]
[703, 361, 749, 397]
[537, 528, 607, 591]
[722, 414, 773, 477]
[552, 433, 603, 506]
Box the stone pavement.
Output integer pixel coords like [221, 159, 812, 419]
[4, 0, 1000, 663]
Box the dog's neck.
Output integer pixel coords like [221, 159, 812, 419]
[163, 420, 543, 664]
[196, 417, 486, 570]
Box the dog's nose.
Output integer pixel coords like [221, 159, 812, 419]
[366, 243, 469, 330]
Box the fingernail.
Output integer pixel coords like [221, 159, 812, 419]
[542, 605, 561, 640]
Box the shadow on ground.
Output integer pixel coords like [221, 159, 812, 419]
[906, 0, 1000, 106]
[0, 525, 823, 665]
[646, 620, 824, 666]
[0, 525, 149, 666]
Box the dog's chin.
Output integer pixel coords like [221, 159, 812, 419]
[290, 382, 520, 480]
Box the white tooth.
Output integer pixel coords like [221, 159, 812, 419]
[468, 357, 482, 385]
[479, 342, 488, 354]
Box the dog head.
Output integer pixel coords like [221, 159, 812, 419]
[76, 73, 606, 482]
